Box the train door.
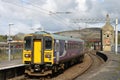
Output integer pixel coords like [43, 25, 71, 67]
[33, 39, 42, 64]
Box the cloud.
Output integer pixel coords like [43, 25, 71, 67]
[42, 0, 57, 12]
[0, 0, 120, 35]
[31, 23, 44, 32]
[9, 22, 32, 35]
[75, 0, 87, 12]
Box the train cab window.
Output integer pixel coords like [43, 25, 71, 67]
[45, 37, 52, 50]
[24, 37, 31, 50]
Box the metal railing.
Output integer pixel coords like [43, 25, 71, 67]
[112, 45, 120, 53]
[0, 47, 23, 61]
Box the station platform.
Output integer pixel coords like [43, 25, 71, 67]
[76, 52, 120, 80]
[0, 59, 24, 70]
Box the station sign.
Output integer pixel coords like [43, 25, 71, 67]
[7, 38, 12, 42]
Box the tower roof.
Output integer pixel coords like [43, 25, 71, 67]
[102, 14, 114, 31]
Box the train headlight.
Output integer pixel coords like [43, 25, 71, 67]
[24, 54, 31, 58]
[45, 54, 51, 58]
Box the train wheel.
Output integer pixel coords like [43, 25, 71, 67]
[52, 65, 58, 76]
[24, 73, 28, 77]
[64, 62, 69, 69]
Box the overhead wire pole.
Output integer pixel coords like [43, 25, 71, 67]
[115, 18, 118, 54]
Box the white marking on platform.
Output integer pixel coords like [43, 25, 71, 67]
[0, 64, 25, 70]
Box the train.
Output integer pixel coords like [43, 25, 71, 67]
[23, 31, 84, 76]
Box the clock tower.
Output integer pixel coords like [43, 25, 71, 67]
[101, 14, 114, 51]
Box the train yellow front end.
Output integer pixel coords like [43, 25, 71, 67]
[23, 33, 54, 76]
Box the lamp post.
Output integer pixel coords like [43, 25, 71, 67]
[8, 23, 14, 61]
[115, 18, 118, 54]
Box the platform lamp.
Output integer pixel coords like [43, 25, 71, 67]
[8, 23, 14, 61]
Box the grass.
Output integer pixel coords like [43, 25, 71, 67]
[0, 52, 22, 62]
[0, 53, 8, 61]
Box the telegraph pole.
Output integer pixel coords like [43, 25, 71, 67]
[115, 18, 118, 54]
[8, 23, 14, 61]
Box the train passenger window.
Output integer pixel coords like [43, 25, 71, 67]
[79, 44, 81, 48]
[72, 44, 73, 49]
[71, 43, 72, 49]
[68, 43, 70, 49]
[69, 43, 71, 49]
[24, 37, 31, 50]
[65, 43, 67, 50]
[45, 37, 52, 50]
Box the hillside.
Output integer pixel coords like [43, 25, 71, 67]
[56, 28, 120, 44]
[0, 28, 120, 44]
[56, 28, 101, 41]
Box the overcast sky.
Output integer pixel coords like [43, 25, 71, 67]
[0, 0, 120, 35]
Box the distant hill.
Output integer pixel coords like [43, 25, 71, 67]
[13, 33, 25, 40]
[0, 28, 120, 44]
[55, 27, 120, 44]
[55, 28, 101, 41]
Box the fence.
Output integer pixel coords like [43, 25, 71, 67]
[111, 45, 120, 53]
[0, 42, 23, 61]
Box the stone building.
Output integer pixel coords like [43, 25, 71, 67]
[101, 14, 114, 51]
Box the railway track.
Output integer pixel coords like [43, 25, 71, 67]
[9, 51, 105, 80]
[74, 51, 105, 80]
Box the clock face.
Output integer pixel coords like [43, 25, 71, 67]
[104, 38, 110, 45]
[103, 31, 112, 45]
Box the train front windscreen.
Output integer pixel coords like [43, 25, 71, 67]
[24, 37, 32, 50]
[23, 36, 32, 64]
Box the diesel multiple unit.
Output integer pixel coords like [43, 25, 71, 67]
[23, 31, 84, 76]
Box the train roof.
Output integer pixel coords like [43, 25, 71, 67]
[34, 31, 84, 42]
[34, 31, 50, 34]
[51, 34, 83, 42]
